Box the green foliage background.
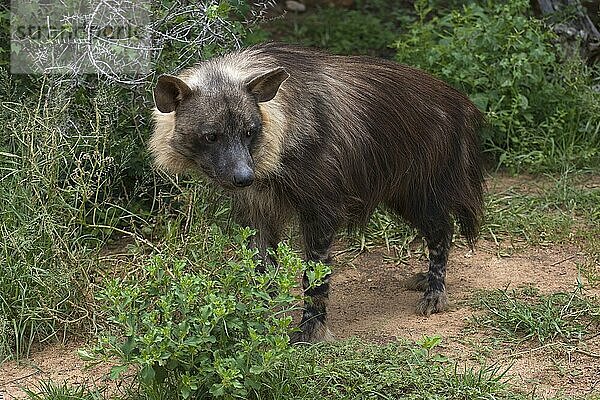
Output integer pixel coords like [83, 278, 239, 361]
[0, 0, 262, 361]
[395, 0, 600, 172]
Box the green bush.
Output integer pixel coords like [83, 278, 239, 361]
[396, 0, 600, 172]
[86, 227, 330, 399]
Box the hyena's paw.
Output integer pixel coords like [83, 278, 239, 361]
[405, 272, 429, 292]
[290, 320, 335, 344]
[416, 290, 448, 316]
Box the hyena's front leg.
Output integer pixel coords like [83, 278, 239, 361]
[233, 195, 282, 272]
[248, 222, 280, 273]
[290, 218, 336, 344]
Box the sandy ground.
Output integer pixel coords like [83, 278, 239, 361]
[329, 241, 600, 398]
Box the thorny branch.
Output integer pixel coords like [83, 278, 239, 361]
[13, 0, 276, 85]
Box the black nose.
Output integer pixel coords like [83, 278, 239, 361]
[232, 167, 254, 187]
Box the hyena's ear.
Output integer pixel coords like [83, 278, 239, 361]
[246, 67, 289, 103]
[154, 75, 192, 113]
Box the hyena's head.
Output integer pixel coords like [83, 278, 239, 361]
[152, 67, 289, 190]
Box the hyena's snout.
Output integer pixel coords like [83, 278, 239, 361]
[218, 144, 255, 189]
[232, 163, 254, 188]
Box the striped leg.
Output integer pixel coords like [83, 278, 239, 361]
[415, 224, 452, 315]
[402, 201, 453, 315]
[290, 219, 336, 343]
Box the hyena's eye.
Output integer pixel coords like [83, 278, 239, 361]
[204, 132, 218, 143]
[246, 123, 260, 138]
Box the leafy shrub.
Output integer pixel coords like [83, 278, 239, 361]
[86, 227, 330, 399]
[0, 67, 218, 360]
[396, 0, 600, 172]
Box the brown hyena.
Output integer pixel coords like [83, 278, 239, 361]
[150, 43, 485, 343]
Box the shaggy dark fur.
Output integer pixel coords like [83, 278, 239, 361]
[150, 43, 485, 343]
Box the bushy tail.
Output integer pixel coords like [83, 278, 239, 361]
[454, 110, 486, 247]
[456, 200, 484, 247]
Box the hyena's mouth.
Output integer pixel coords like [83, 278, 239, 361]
[219, 181, 252, 191]
[204, 172, 246, 191]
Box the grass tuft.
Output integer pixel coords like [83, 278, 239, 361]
[342, 209, 420, 264]
[472, 286, 600, 343]
[263, 338, 525, 400]
[23, 381, 104, 400]
[482, 172, 600, 252]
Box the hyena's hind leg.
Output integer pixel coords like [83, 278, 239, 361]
[392, 199, 454, 316]
[290, 217, 337, 344]
[413, 219, 453, 316]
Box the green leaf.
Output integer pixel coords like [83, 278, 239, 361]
[109, 365, 128, 380]
[140, 364, 156, 384]
[120, 336, 136, 356]
[418, 334, 442, 351]
[470, 93, 489, 111]
[209, 383, 225, 397]
[76, 349, 95, 362]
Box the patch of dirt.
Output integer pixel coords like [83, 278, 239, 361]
[488, 171, 600, 194]
[328, 240, 600, 398]
[0, 341, 114, 399]
[330, 240, 588, 341]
